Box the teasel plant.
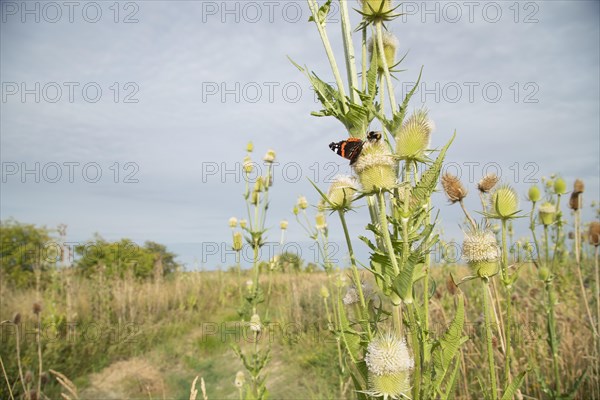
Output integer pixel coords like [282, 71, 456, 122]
[229, 143, 277, 400]
[296, 1, 468, 398]
[526, 177, 588, 399]
[442, 176, 528, 399]
[294, 191, 354, 395]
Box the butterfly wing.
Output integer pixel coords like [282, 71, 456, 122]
[329, 138, 364, 165]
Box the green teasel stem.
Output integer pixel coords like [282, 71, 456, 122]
[501, 218, 513, 387]
[339, 0, 359, 103]
[528, 201, 541, 266]
[402, 162, 412, 266]
[338, 210, 367, 312]
[483, 278, 499, 400]
[361, 26, 367, 92]
[408, 304, 422, 400]
[307, 0, 349, 113]
[546, 280, 561, 393]
[551, 193, 563, 269]
[375, 20, 397, 112]
[543, 224, 550, 267]
[378, 191, 399, 275]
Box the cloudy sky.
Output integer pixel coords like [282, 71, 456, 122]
[1, 0, 599, 268]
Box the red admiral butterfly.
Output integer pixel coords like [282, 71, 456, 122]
[329, 131, 382, 165]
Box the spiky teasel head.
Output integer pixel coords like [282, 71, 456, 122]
[232, 232, 243, 252]
[229, 217, 238, 228]
[573, 179, 585, 194]
[538, 202, 556, 226]
[359, 0, 400, 22]
[263, 149, 276, 163]
[368, 32, 399, 73]
[589, 221, 600, 247]
[234, 371, 245, 388]
[315, 213, 327, 231]
[249, 313, 261, 332]
[490, 185, 519, 219]
[353, 141, 397, 193]
[343, 282, 371, 305]
[326, 175, 358, 210]
[462, 226, 500, 278]
[320, 285, 330, 299]
[527, 185, 541, 203]
[242, 156, 253, 174]
[478, 174, 499, 193]
[13, 312, 21, 324]
[395, 109, 434, 160]
[554, 177, 567, 195]
[246, 141, 254, 153]
[239, 219, 247, 229]
[297, 196, 309, 210]
[279, 220, 288, 230]
[33, 302, 42, 315]
[364, 332, 413, 400]
[441, 173, 467, 203]
[569, 192, 581, 211]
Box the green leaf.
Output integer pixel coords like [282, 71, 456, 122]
[500, 370, 526, 400]
[411, 132, 456, 210]
[308, 0, 331, 24]
[432, 293, 466, 389]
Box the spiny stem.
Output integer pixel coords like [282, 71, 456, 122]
[483, 279, 499, 400]
[459, 199, 477, 230]
[339, 0, 359, 104]
[375, 20, 397, 112]
[307, 0, 349, 114]
[501, 219, 513, 387]
[338, 210, 367, 312]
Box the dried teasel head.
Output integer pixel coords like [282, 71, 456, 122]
[569, 192, 581, 211]
[573, 179, 585, 194]
[32, 302, 42, 315]
[589, 221, 600, 247]
[477, 174, 499, 193]
[441, 173, 467, 203]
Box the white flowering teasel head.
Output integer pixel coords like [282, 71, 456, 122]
[353, 140, 397, 193]
[462, 227, 500, 278]
[364, 332, 414, 400]
[326, 175, 358, 210]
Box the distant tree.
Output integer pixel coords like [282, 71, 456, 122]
[0, 219, 55, 288]
[74, 236, 179, 279]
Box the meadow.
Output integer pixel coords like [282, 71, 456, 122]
[2, 1, 600, 399]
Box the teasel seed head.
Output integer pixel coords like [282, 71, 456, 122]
[228, 217, 238, 228]
[239, 219, 247, 229]
[553, 177, 567, 195]
[327, 175, 358, 209]
[477, 174, 499, 193]
[315, 213, 327, 231]
[242, 156, 253, 174]
[364, 332, 413, 400]
[589, 221, 600, 247]
[368, 31, 399, 73]
[441, 173, 467, 203]
[320, 285, 330, 299]
[263, 149, 276, 163]
[24, 370, 33, 383]
[33, 302, 42, 315]
[569, 192, 581, 211]
[360, 0, 397, 21]
[232, 232, 243, 252]
[353, 141, 397, 193]
[280, 220, 288, 230]
[297, 196, 309, 210]
[490, 185, 519, 219]
[249, 313, 262, 332]
[527, 185, 541, 203]
[573, 179, 585, 194]
[395, 109, 434, 160]
[538, 202, 556, 226]
[234, 371, 245, 388]
[13, 312, 21, 324]
[250, 191, 259, 205]
[538, 267, 551, 281]
[462, 227, 500, 278]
